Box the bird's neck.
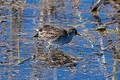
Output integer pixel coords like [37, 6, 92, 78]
[68, 33, 75, 39]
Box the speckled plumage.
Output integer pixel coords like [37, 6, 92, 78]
[36, 25, 79, 45]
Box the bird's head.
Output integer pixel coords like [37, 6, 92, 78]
[67, 28, 80, 36]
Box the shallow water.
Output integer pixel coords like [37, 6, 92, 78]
[0, 0, 120, 80]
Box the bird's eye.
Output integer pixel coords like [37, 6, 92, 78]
[39, 29, 42, 32]
[71, 30, 76, 32]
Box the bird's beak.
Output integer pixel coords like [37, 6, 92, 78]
[77, 32, 80, 36]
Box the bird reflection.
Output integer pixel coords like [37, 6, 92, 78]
[32, 47, 83, 79]
[33, 48, 83, 69]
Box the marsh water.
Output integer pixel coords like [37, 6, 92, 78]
[0, 0, 120, 80]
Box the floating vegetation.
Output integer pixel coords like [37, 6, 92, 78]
[105, 29, 119, 34]
[95, 26, 106, 33]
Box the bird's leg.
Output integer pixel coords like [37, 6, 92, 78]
[47, 47, 52, 63]
[55, 46, 58, 49]
[47, 45, 54, 64]
[47, 44, 51, 49]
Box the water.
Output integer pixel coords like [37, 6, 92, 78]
[0, 0, 120, 80]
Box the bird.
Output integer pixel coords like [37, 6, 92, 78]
[35, 25, 80, 48]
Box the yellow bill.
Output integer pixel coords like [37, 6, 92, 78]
[77, 32, 80, 36]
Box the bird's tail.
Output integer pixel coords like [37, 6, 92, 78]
[34, 28, 42, 32]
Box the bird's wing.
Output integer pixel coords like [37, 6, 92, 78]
[39, 25, 67, 41]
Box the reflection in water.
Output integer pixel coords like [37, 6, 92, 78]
[113, 1, 120, 80]
[0, 1, 24, 79]
[40, 0, 64, 24]
[32, 48, 83, 79]
[0, 0, 120, 80]
[91, 1, 120, 79]
[92, 12, 103, 26]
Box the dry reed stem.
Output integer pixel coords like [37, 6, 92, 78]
[7, 2, 24, 10]
[74, 0, 79, 6]
[17, 57, 31, 65]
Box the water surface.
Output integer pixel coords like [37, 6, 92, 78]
[0, 0, 120, 80]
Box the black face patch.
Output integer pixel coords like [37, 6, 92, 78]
[72, 29, 77, 35]
[39, 28, 42, 32]
[75, 30, 77, 35]
[68, 28, 78, 35]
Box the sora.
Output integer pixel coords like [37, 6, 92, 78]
[35, 25, 80, 48]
